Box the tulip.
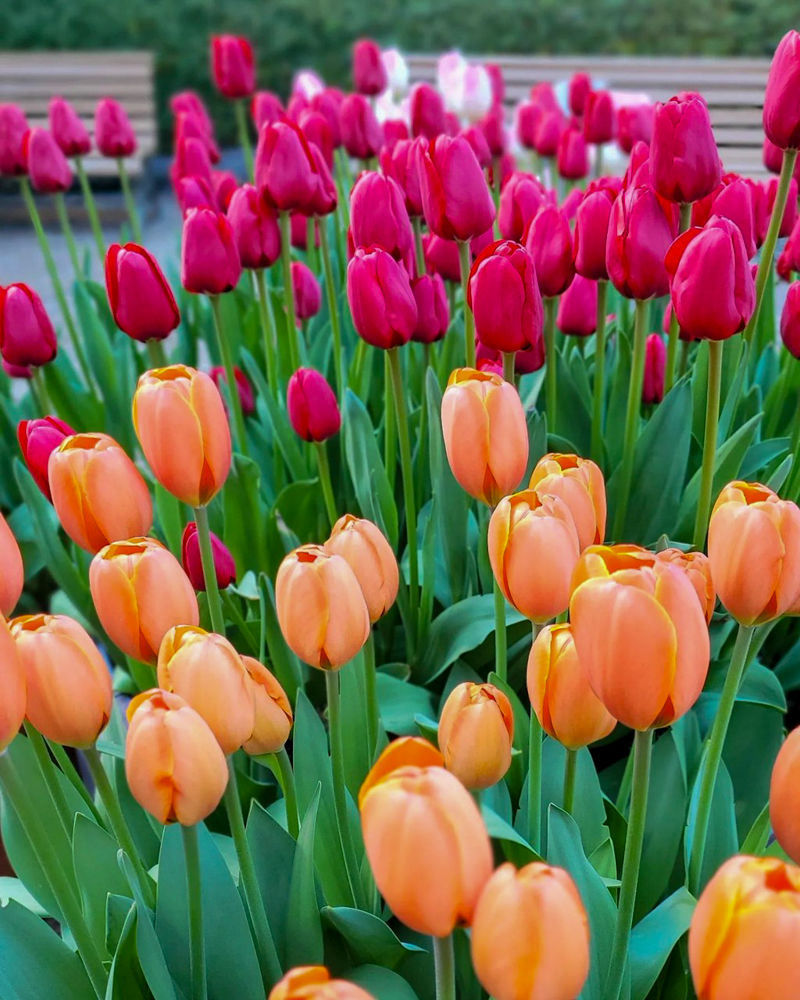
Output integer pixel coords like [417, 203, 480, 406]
[524, 204, 574, 297]
[498, 172, 550, 242]
[411, 273, 449, 343]
[471, 861, 591, 1000]
[570, 544, 710, 729]
[11, 614, 112, 746]
[90, 537, 199, 664]
[350, 172, 414, 263]
[410, 83, 446, 140]
[666, 216, 755, 341]
[125, 688, 229, 825]
[763, 31, 800, 150]
[298, 109, 334, 169]
[606, 183, 675, 300]
[655, 548, 716, 624]
[286, 93, 309, 124]
[269, 967, 375, 1000]
[529, 81, 560, 112]
[381, 138, 425, 217]
[360, 763, 493, 936]
[689, 855, 800, 1000]
[181, 207, 242, 295]
[256, 120, 320, 214]
[0, 283, 57, 368]
[515, 102, 540, 151]
[556, 274, 598, 339]
[441, 368, 529, 506]
[340, 95, 383, 161]
[781, 281, 800, 357]
[347, 246, 417, 349]
[209, 364, 255, 417]
[573, 188, 615, 281]
[17, 416, 74, 501]
[0, 513, 23, 618]
[650, 96, 721, 204]
[105, 243, 180, 342]
[438, 682, 514, 789]
[251, 91, 284, 131]
[641, 333, 666, 403]
[359, 737, 444, 806]
[479, 104, 506, 159]
[171, 91, 215, 136]
[240, 656, 293, 756]
[584, 90, 616, 145]
[569, 72, 592, 117]
[211, 35, 255, 99]
[48, 432, 152, 553]
[467, 239, 543, 354]
[617, 103, 654, 153]
[489, 490, 581, 622]
[0, 615, 25, 753]
[770, 727, 800, 863]
[49, 97, 91, 157]
[557, 126, 589, 180]
[692, 174, 756, 259]
[423, 229, 493, 283]
[291, 261, 322, 322]
[175, 174, 215, 215]
[181, 521, 236, 593]
[3, 361, 31, 378]
[325, 514, 398, 622]
[227, 184, 281, 269]
[534, 110, 564, 158]
[94, 99, 137, 158]
[22, 128, 72, 193]
[352, 39, 387, 96]
[528, 453, 606, 550]
[0, 104, 29, 176]
[287, 368, 341, 442]
[419, 135, 496, 242]
[310, 90, 343, 147]
[174, 111, 220, 166]
[305, 143, 338, 217]
[171, 135, 213, 193]
[766, 174, 799, 237]
[379, 120, 408, 152]
[212, 166, 238, 212]
[275, 544, 370, 669]
[133, 365, 231, 508]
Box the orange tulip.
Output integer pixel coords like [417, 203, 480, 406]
[488, 490, 581, 622]
[438, 682, 514, 789]
[90, 537, 199, 664]
[0, 512, 23, 617]
[569, 544, 710, 730]
[689, 855, 800, 1000]
[133, 365, 231, 508]
[708, 481, 800, 625]
[360, 764, 493, 936]
[0, 615, 25, 753]
[655, 547, 716, 624]
[125, 688, 229, 825]
[48, 433, 153, 553]
[359, 737, 444, 807]
[471, 861, 591, 1000]
[275, 544, 370, 669]
[325, 514, 399, 622]
[770, 726, 800, 864]
[528, 623, 616, 748]
[528, 452, 606, 550]
[157, 625, 254, 754]
[10, 614, 112, 746]
[269, 966, 375, 1000]
[241, 655, 293, 756]
[441, 367, 529, 507]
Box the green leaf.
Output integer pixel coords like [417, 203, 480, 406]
[154, 483, 185, 557]
[555, 350, 592, 455]
[482, 805, 541, 866]
[247, 801, 297, 968]
[376, 673, 435, 736]
[72, 812, 130, 953]
[286, 784, 324, 967]
[686, 757, 737, 892]
[0, 877, 45, 916]
[605, 324, 632, 469]
[740, 800, 771, 855]
[488, 670, 530, 801]
[323, 907, 425, 970]
[242, 349, 309, 482]
[119, 852, 178, 1000]
[105, 904, 152, 1000]
[345, 966, 420, 1000]
[629, 887, 696, 1000]
[341, 650, 373, 796]
[343, 389, 398, 549]
[540, 738, 610, 859]
[224, 454, 270, 573]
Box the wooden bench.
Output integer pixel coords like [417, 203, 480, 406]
[406, 54, 772, 178]
[0, 50, 157, 179]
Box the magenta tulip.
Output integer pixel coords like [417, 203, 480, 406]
[105, 243, 180, 342]
[227, 184, 281, 269]
[182, 522, 236, 591]
[419, 135, 496, 242]
[0, 284, 57, 368]
[352, 39, 387, 97]
[347, 246, 417, 349]
[650, 95, 721, 204]
[411, 273, 449, 344]
[49, 97, 91, 157]
[211, 35, 255, 99]
[468, 239, 544, 352]
[606, 183, 675, 299]
[23, 128, 72, 193]
[524, 204, 574, 297]
[557, 274, 598, 337]
[287, 368, 341, 441]
[181, 207, 242, 295]
[763, 31, 800, 150]
[94, 99, 137, 157]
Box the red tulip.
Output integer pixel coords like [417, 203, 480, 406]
[23, 128, 72, 193]
[0, 284, 57, 368]
[340, 95, 383, 160]
[171, 92, 215, 139]
[347, 246, 417, 349]
[423, 229, 494, 283]
[557, 126, 589, 180]
[212, 170, 237, 212]
[781, 282, 800, 358]
[106, 243, 180, 342]
[175, 175, 215, 216]
[534, 110, 565, 158]
[3, 361, 31, 379]
[94, 99, 137, 158]
[287, 368, 341, 441]
[419, 135, 496, 242]
[172, 135, 213, 191]
[517, 102, 542, 150]
[351, 171, 414, 265]
[573, 188, 616, 281]
[410, 84, 446, 140]
[181, 207, 242, 295]
[584, 91, 616, 145]
[306, 144, 338, 217]
[352, 39, 387, 97]
[468, 240, 543, 352]
[642, 334, 666, 403]
[227, 184, 281, 269]
[381, 138, 425, 216]
[251, 91, 285, 131]
[650, 95, 721, 204]
[766, 175, 799, 237]
[292, 261, 322, 321]
[763, 31, 800, 150]
[174, 111, 220, 165]
[606, 183, 675, 299]
[691, 173, 756, 258]
[49, 97, 91, 157]
[286, 93, 308, 124]
[210, 365, 255, 417]
[486, 63, 505, 106]
[17, 416, 75, 501]
[310, 90, 343, 147]
[460, 126, 492, 170]
[498, 173, 550, 242]
[256, 120, 320, 213]
[211, 35, 255, 99]
[299, 109, 334, 169]
[480, 104, 506, 158]
[0, 104, 29, 176]
[524, 204, 574, 297]
[411, 273, 449, 344]
[182, 521, 236, 591]
[382, 119, 409, 152]
[561, 186, 585, 223]
[617, 104, 654, 154]
[557, 275, 597, 337]
[569, 73, 592, 117]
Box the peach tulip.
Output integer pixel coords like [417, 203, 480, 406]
[528, 453, 606, 550]
[437, 682, 514, 789]
[325, 514, 399, 622]
[269, 966, 375, 1000]
[0, 615, 25, 753]
[770, 726, 800, 864]
[655, 547, 716, 624]
[0, 511, 23, 616]
[359, 737, 444, 807]
[241, 655, 293, 756]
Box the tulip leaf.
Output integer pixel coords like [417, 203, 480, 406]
[716, 340, 749, 442]
[629, 887, 696, 1000]
[488, 670, 530, 800]
[721, 701, 783, 840]
[119, 852, 179, 1000]
[345, 965, 420, 1000]
[242, 349, 309, 482]
[247, 800, 297, 968]
[154, 483, 186, 558]
[224, 453, 270, 573]
[340, 649, 374, 797]
[481, 805, 541, 866]
[376, 672, 435, 736]
[42, 349, 105, 431]
[554, 351, 592, 456]
[286, 784, 324, 968]
[605, 323, 633, 469]
[343, 389, 399, 550]
[72, 812, 130, 953]
[323, 907, 426, 970]
[685, 756, 738, 893]
[540, 738, 610, 858]
[739, 436, 790, 480]
[105, 903, 152, 1000]
[0, 877, 46, 916]
[740, 800, 771, 855]
[766, 453, 794, 493]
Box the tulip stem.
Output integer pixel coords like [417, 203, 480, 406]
[305, 216, 318, 274]
[433, 933, 456, 1000]
[224, 757, 283, 986]
[0, 751, 108, 999]
[279, 211, 302, 373]
[314, 441, 338, 528]
[457, 241, 475, 369]
[75, 157, 106, 266]
[688, 623, 754, 893]
[181, 824, 207, 1000]
[544, 296, 558, 435]
[29, 369, 49, 415]
[678, 339, 691, 380]
[209, 294, 249, 455]
[273, 747, 300, 840]
[48, 739, 103, 824]
[363, 631, 380, 762]
[493, 577, 507, 683]
[527, 622, 545, 852]
[692, 339, 723, 551]
[594, 144, 604, 178]
[563, 747, 579, 816]
[502, 351, 515, 384]
[193, 504, 226, 635]
[235, 98, 255, 182]
[388, 347, 419, 643]
[591, 280, 608, 464]
[605, 727, 653, 1000]
[54, 192, 82, 278]
[254, 269, 279, 392]
[612, 297, 649, 539]
[318, 220, 344, 407]
[412, 217, 425, 278]
[664, 202, 693, 394]
[146, 337, 168, 370]
[23, 723, 73, 844]
[116, 158, 142, 243]
[384, 351, 397, 492]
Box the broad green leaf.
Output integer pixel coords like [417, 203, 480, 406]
[540, 737, 610, 859]
[286, 785, 324, 967]
[376, 673, 435, 736]
[346, 965, 420, 1000]
[247, 801, 296, 968]
[343, 389, 398, 549]
[119, 852, 178, 1000]
[554, 351, 592, 456]
[323, 907, 425, 970]
[72, 812, 130, 953]
[686, 757, 737, 892]
[740, 800, 771, 855]
[629, 887, 696, 1000]
[105, 903, 152, 1000]
[482, 805, 541, 866]
[224, 455, 270, 573]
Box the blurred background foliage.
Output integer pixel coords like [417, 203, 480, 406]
[4, 0, 797, 148]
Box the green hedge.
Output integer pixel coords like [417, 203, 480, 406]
[5, 0, 797, 149]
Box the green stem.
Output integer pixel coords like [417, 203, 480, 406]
[384, 351, 397, 493]
[563, 747, 579, 816]
[433, 933, 456, 1000]
[615, 744, 634, 813]
[766, 357, 790, 439]
[664, 202, 692, 394]
[235, 99, 254, 182]
[528, 621, 544, 852]
[28, 368, 49, 414]
[24, 723, 72, 842]
[594, 144, 604, 178]
[75, 157, 106, 266]
[688, 623, 754, 892]
[54, 192, 82, 277]
[182, 824, 207, 1000]
[605, 728, 653, 1000]
[591, 280, 608, 464]
[502, 351, 515, 384]
[305, 216, 318, 273]
[457, 241, 475, 368]
[612, 298, 649, 539]
[388, 348, 419, 639]
[146, 338, 168, 369]
[209, 295, 248, 456]
[274, 746, 300, 839]
[692, 339, 723, 551]
[117, 158, 142, 243]
[363, 631, 379, 762]
[678, 339, 691, 380]
[279, 211, 302, 372]
[193, 504, 226, 634]
[412, 217, 425, 278]
[314, 440, 338, 527]
[544, 297, 557, 435]
[254, 269, 279, 391]
[493, 576, 507, 683]
[318, 220, 344, 405]
[48, 740, 103, 823]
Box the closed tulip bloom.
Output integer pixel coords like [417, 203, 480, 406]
[23, 128, 72, 193]
[241, 656, 293, 756]
[174, 111, 220, 166]
[171, 91, 215, 137]
[94, 99, 137, 158]
[275, 544, 370, 669]
[287, 368, 340, 442]
[650, 96, 721, 204]
[0, 615, 25, 753]
[489, 491, 581, 622]
[17, 416, 75, 501]
[498, 172, 550, 242]
[211, 35, 255, 99]
[90, 537, 199, 664]
[689, 855, 800, 1000]
[641, 333, 666, 403]
[584, 90, 616, 145]
[419, 135, 496, 242]
[171, 135, 213, 192]
[666, 216, 755, 341]
[175, 174, 215, 216]
[125, 689, 229, 825]
[411, 273, 449, 343]
[763, 31, 800, 149]
[781, 282, 800, 357]
[209, 364, 255, 418]
[0, 104, 29, 176]
[573, 188, 615, 281]
[3, 361, 32, 379]
[606, 183, 675, 299]
[291, 261, 322, 321]
[516, 102, 542, 150]
[479, 104, 506, 159]
[0, 513, 23, 617]
[528, 453, 606, 550]
[570, 545, 710, 729]
[381, 138, 425, 217]
[556, 274, 598, 339]
[11, 614, 112, 746]
[347, 246, 417, 349]
[438, 682, 514, 789]
[472, 861, 590, 1000]
[298, 109, 334, 169]
[359, 737, 444, 806]
[181, 521, 236, 593]
[771, 728, 800, 862]
[340, 95, 383, 160]
[557, 126, 589, 180]
[410, 83, 446, 139]
[227, 184, 281, 269]
[708, 481, 800, 625]
[211, 167, 238, 212]
[655, 548, 716, 624]
[270, 966, 375, 1000]
[0, 283, 57, 368]
[49, 97, 91, 157]
[529, 81, 559, 112]
[325, 514, 398, 622]
[256, 120, 320, 213]
[352, 39, 387, 96]
[360, 764, 493, 936]
[524, 204, 574, 297]
[568, 72, 592, 117]
[468, 239, 543, 353]
[441, 368, 529, 506]
[534, 110, 564, 158]
[251, 91, 285, 131]
[310, 90, 343, 147]
[181, 207, 242, 295]
[48, 433, 152, 553]
[133, 365, 231, 507]
[350, 172, 413, 263]
[617, 103, 654, 153]
[106, 243, 180, 342]
[766, 174, 799, 237]
[692, 174, 756, 259]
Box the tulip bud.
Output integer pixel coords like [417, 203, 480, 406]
[528, 453, 606, 550]
[573, 188, 615, 281]
[347, 246, 417, 349]
[210, 365, 255, 417]
[570, 544, 710, 729]
[650, 96, 721, 204]
[227, 183, 281, 269]
[478, 104, 506, 159]
[0, 104, 29, 176]
[557, 126, 589, 180]
[211, 35, 255, 99]
[530, 81, 560, 111]
[171, 91, 215, 137]
[133, 365, 231, 508]
[240, 656, 293, 756]
[48, 433, 152, 554]
[287, 368, 340, 442]
[360, 764, 493, 936]
[411, 273, 449, 343]
[471, 861, 591, 1000]
[692, 173, 756, 259]
[49, 97, 91, 157]
[22, 128, 72, 193]
[256, 120, 320, 214]
[291, 261, 322, 321]
[105, 243, 180, 342]
[781, 281, 800, 358]
[437, 682, 514, 789]
[381, 138, 424, 217]
[181, 522, 236, 593]
[0, 283, 57, 368]
[655, 548, 716, 624]
[0, 513, 23, 617]
[212, 168, 238, 213]
[11, 614, 112, 746]
[584, 90, 616, 145]
[556, 274, 598, 339]
[441, 368, 529, 506]
[181, 207, 242, 295]
[325, 514, 398, 622]
[410, 83, 446, 140]
[770, 726, 800, 863]
[171, 135, 213, 194]
[468, 239, 543, 353]
[534, 110, 564, 158]
[350, 172, 414, 264]
[175, 175, 215, 216]
[763, 31, 800, 150]
[606, 183, 675, 300]
[766, 174, 799, 237]
[17, 416, 74, 501]
[299, 110, 334, 167]
[568, 72, 592, 117]
[360, 737, 444, 805]
[174, 111, 220, 166]
[689, 855, 800, 1000]
[617, 104, 654, 154]
[352, 39, 387, 96]
[498, 172, 549, 242]
[270, 967, 375, 1000]
[419, 135, 496, 242]
[515, 102, 541, 151]
[126, 689, 229, 825]
[340, 95, 383, 161]
[250, 91, 283, 132]
[0, 615, 25, 753]
[94, 99, 137, 158]
[524, 204, 574, 297]
[637, 333, 665, 404]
